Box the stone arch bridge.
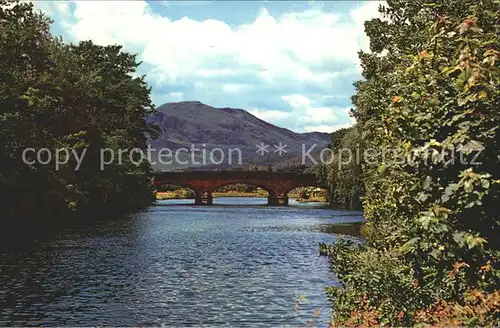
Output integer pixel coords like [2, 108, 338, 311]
[152, 171, 322, 206]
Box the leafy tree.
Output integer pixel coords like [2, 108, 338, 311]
[321, 125, 364, 209]
[328, 127, 350, 151]
[0, 1, 157, 222]
[322, 0, 499, 325]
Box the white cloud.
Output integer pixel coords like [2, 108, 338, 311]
[303, 125, 336, 133]
[196, 69, 235, 78]
[34, 0, 381, 133]
[307, 107, 357, 133]
[168, 92, 184, 101]
[37, 1, 383, 82]
[281, 94, 342, 124]
[55, 2, 71, 17]
[249, 109, 291, 122]
[281, 94, 311, 108]
[304, 107, 338, 123]
[222, 84, 248, 93]
[350, 1, 386, 25]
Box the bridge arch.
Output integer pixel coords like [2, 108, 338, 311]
[210, 181, 274, 205]
[154, 182, 201, 204]
[210, 181, 275, 195]
[154, 181, 200, 195]
[286, 185, 329, 203]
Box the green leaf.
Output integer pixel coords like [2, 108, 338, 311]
[481, 179, 490, 189]
[423, 175, 432, 189]
[441, 66, 461, 76]
[400, 237, 420, 253]
[464, 180, 474, 193]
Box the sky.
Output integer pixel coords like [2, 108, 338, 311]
[34, 0, 385, 133]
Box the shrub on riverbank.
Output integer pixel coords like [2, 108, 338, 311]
[156, 189, 196, 200]
[323, 0, 499, 326]
[289, 186, 328, 203]
[0, 1, 157, 222]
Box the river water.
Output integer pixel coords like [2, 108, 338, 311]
[0, 197, 364, 327]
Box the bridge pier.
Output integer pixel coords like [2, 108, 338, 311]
[267, 195, 289, 206]
[267, 195, 279, 206]
[195, 192, 213, 205]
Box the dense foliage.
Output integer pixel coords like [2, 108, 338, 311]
[0, 1, 157, 222]
[319, 126, 364, 209]
[322, 0, 499, 325]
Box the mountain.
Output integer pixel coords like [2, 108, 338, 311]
[147, 101, 331, 171]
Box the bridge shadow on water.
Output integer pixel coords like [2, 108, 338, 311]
[148, 197, 366, 238]
[153, 203, 332, 210]
[154, 198, 331, 208]
[152, 197, 364, 216]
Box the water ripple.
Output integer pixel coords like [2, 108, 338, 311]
[0, 197, 364, 327]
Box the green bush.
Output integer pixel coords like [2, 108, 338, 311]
[180, 188, 196, 199]
[299, 188, 310, 199]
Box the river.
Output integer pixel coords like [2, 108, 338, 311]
[0, 197, 364, 327]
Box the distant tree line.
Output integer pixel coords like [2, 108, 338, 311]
[161, 183, 261, 194]
[0, 1, 157, 223]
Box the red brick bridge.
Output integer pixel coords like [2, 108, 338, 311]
[152, 171, 322, 206]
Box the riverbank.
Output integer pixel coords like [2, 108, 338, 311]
[156, 191, 268, 200]
[293, 195, 327, 203]
[320, 221, 365, 238]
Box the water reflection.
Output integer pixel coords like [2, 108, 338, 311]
[0, 197, 364, 326]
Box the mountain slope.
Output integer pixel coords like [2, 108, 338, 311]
[148, 101, 331, 170]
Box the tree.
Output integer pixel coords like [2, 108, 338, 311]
[0, 1, 158, 222]
[322, 0, 499, 325]
[0, 0, 61, 219]
[321, 125, 364, 209]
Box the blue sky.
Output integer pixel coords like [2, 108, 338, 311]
[35, 0, 384, 133]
